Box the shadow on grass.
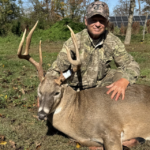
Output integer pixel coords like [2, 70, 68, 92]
[46, 120, 68, 138]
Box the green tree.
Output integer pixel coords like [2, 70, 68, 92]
[0, 0, 20, 24]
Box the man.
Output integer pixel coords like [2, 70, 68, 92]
[47, 1, 140, 101]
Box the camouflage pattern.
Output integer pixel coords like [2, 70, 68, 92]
[86, 1, 109, 19]
[46, 29, 140, 89]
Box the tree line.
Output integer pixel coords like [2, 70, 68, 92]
[0, 0, 150, 44]
[0, 0, 92, 35]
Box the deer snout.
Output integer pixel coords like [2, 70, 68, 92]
[38, 110, 47, 120]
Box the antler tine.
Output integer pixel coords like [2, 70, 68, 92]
[54, 26, 81, 85]
[17, 29, 27, 57]
[24, 21, 38, 55]
[17, 21, 44, 83]
[39, 40, 42, 65]
[38, 40, 44, 82]
[66, 25, 81, 66]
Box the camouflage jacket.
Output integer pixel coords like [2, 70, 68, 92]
[46, 29, 140, 89]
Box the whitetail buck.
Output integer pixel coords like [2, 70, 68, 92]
[18, 21, 150, 150]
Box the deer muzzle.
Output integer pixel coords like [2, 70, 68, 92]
[38, 110, 47, 120]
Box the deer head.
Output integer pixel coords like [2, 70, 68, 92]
[17, 21, 81, 120]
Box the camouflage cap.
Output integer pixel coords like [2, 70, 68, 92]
[86, 1, 109, 20]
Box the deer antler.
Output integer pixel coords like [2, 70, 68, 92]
[17, 21, 44, 82]
[65, 25, 81, 70]
[55, 25, 81, 85]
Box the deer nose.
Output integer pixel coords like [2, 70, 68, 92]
[38, 110, 47, 120]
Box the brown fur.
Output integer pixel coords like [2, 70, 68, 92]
[38, 77, 150, 150]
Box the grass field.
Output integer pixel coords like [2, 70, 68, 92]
[1, 32, 150, 150]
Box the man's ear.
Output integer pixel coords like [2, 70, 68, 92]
[85, 17, 88, 26]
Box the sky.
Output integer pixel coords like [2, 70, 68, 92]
[20, 0, 144, 16]
[108, 0, 119, 15]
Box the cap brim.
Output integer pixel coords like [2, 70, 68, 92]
[87, 13, 108, 20]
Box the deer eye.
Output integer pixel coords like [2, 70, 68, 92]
[55, 92, 60, 96]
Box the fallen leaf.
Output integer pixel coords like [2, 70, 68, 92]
[21, 98, 27, 101]
[33, 115, 39, 119]
[13, 87, 18, 90]
[140, 76, 146, 78]
[13, 96, 19, 99]
[2, 85, 9, 88]
[11, 119, 16, 124]
[4, 95, 7, 99]
[0, 135, 5, 141]
[0, 141, 7, 145]
[36, 142, 41, 150]
[21, 89, 25, 95]
[33, 103, 36, 107]
[9, 140, 16, 148]
[0, 114, 5, 118]
[76, 143, 81, 148]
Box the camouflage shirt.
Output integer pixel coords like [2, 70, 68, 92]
[46, 29, 140, 89]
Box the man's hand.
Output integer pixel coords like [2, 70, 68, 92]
[106, 78, 129, 101]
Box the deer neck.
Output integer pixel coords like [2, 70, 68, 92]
[53, 86, 78, 115]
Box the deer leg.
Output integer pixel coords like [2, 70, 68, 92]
[103, 136, 122, 150]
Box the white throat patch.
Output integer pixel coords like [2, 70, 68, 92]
[54, 107, 62, 114]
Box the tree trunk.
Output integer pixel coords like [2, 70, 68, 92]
[138, 0, 141, 15]
[143, 12, 149, 41]
[124, 0, 135, 45]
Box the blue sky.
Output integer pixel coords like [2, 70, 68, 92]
[109, 0, 119, 14]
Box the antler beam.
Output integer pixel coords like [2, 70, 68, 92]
[17, 21, 44, 82]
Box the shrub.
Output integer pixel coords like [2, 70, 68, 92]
[108, 22, 114, 33]
[120, 23, 127, 35]
[132, 22, 140, 34]
[139, 26, 144, 34]
[11, 21, 22, 36]
[147, 19, 150, 33]
[0, 23, 12, 36]
[114, 26, 120, 35]
[47, 18, 86, 41]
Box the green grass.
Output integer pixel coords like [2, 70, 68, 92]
[116, 33, 150, 44]
[0, 34, 62, 108]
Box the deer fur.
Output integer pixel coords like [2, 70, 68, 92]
[37, 76, 150, 150]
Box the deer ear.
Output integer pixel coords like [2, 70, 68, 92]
[61, 84, 68, 88]
[54, 79, 62, 85]
[54, 72, 66, 85]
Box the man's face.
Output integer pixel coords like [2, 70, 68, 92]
[85, 15, 108, 39]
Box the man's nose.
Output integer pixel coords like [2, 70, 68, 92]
[94, 21, 102, 27]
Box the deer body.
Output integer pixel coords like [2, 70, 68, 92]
[45, 84, 150, 149]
